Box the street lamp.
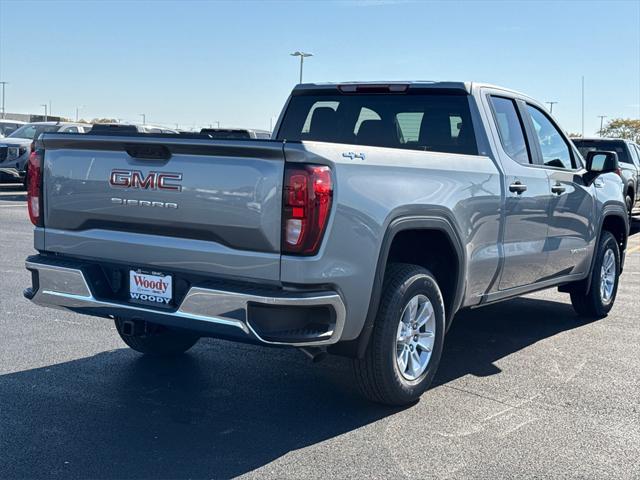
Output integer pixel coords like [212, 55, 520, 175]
[139, 113, 146, 124]
[41, 104, 48, 122]
[545, 101, 558, 114]
[290, 51, 313, 84]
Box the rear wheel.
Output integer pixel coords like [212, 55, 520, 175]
[570, 231, 620, 318]
[626, 194, 633, 220]
[353, 263, 445, 406]
[115, 318, 199, 356]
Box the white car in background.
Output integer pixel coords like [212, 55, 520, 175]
[0, 122, 92, 184]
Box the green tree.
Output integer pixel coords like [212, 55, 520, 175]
[599, 118, 640, 142]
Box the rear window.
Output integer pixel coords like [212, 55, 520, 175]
[572, 140, 630, 164]
[277, 93, 478, 155]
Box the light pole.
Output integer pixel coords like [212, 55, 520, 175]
[0, 81, 7, 119]
[75, 105, 85, 122]
[598, 115, 607, 137]
[290, 51, 313, 84]
[546, 101, 558, 114]
[139, 113, 146, 124]
[41, 104, 48, 122]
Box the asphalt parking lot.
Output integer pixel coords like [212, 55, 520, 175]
[0, 181, 639, 479]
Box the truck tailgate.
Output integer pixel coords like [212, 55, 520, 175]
[40, 134, 284, 282]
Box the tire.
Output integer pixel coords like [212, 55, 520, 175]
[570, 231, 620, 318]
[626, 194, 633, 220]
[353, 263, 446, 406]
[115, 318, 199, 356]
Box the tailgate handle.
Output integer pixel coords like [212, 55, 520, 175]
[125, 144, 172, 160]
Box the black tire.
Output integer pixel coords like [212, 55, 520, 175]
[115, 318, 199, 356]
[353, 263, 446, 406]
[570, 231, 620, 318]
[626, 194, 633, 220]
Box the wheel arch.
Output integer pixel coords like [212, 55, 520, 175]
[584, 208, 629, 292]
[345, 214, 467, 359]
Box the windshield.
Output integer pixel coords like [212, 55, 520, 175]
[277, 93, 478, 155]
[9, 124, 60, 140]
[0, 123, 22, 137]
[572, 140, 630, 164]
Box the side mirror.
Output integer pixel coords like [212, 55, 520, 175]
[586, 150, 619, 174]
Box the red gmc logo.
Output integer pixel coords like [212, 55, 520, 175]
[109, 170, 182, 191]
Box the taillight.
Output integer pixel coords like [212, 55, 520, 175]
[282, 164, 332, 255]
[27, 150, 43, 226]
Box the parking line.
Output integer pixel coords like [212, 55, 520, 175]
[0, 204, 26, 208]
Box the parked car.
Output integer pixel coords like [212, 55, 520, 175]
[0, 119, 26, 138]
[24, 81, 628, 405]
[0, 122, 92, 184]
[200, 128, 272, 139]
[572, 138, 640, 218]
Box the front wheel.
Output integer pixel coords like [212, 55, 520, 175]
[570, 231, 620, 318]
[115, 318, 199, 356]
[353, 263, 445, 406]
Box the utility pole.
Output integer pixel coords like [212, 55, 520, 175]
[290, 51, 313, 84]
[49, 100, 52, 118]
[545, 101, 558, 114]
[75, 105, 85, 122]
[139, 113, 146, 124]
[0, 81, 7, 119]
[598, 115, 607, 137]
[41, 104, 48, 122]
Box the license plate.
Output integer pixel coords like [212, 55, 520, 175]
[129, 270, 173, 305]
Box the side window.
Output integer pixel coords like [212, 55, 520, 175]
[526, 105, 573, 169]
[628, 143, 640, 167]
[301, 101, 339, 134]
[489, 96, 530, 164]
[354, 107, 381, 134]
[396, 112, 423, 143]
[64, 126, 79, 133]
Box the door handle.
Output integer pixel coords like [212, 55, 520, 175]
[509, 181, 527, 194]
[551, 183, 566, 195]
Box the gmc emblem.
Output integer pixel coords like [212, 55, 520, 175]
[109, 170, 182, 192]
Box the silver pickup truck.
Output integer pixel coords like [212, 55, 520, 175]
[24, 81, 628, 405]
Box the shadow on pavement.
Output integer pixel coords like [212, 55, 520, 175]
[0, 296, 594, 479]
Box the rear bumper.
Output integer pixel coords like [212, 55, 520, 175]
[25, 256, 346, 347]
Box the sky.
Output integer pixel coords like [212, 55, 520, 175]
[0, 0, 638, 134]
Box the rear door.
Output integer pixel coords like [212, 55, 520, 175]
[522, 104, 595, 278]
[483, 92, 552, 289]
[41, 134, 284, 281]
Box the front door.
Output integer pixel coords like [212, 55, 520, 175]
[523, 104, 595, 279]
